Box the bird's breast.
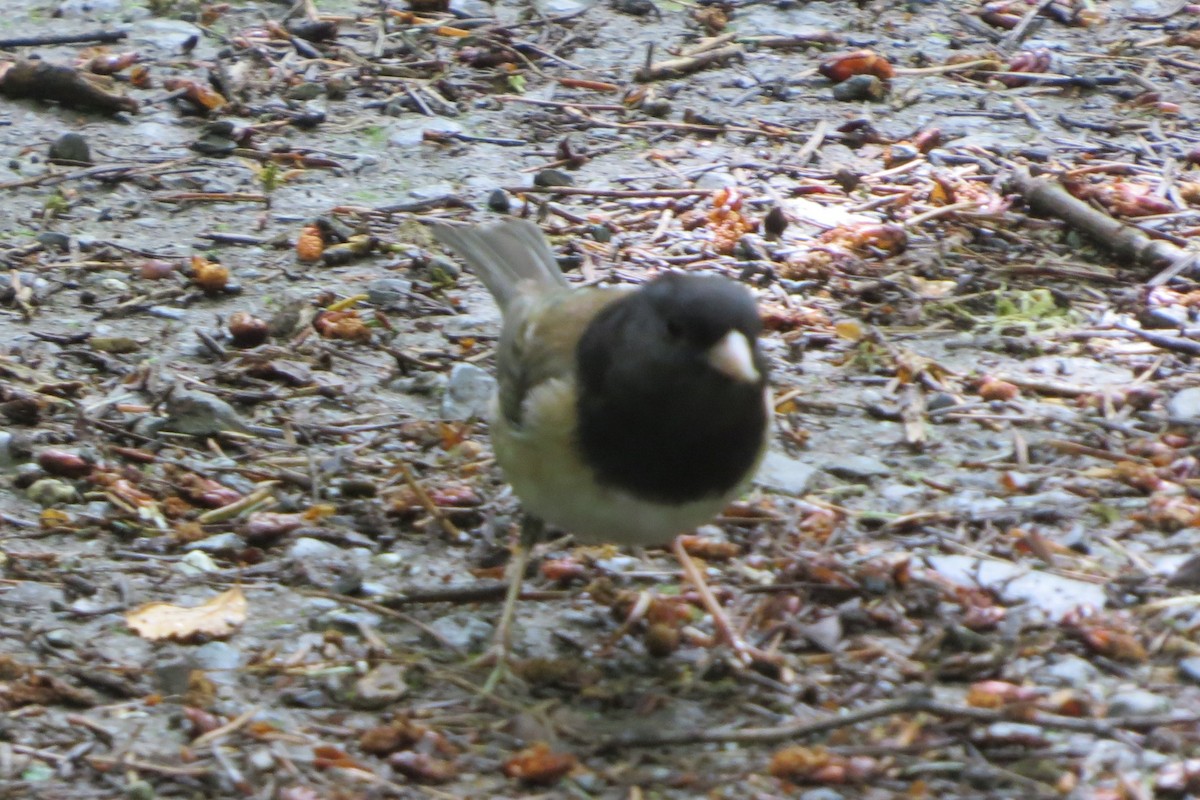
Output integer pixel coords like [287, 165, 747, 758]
[490, 378, 744, 545]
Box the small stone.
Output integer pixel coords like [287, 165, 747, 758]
[282, 689, 330, 708]
[284, 83, 323, 101]
[289, 537, 343, 560]
[156, 659, 197, 695]
[26, 478, 77, 507]
[1178, 656, 1200, 684]
[350, 663, 408, 709]
[1139, 306, 1188, 329]
[177, 550, 219, 574]
[428, 611, 492, 651]
[1107, 689, 1170, 716]
[487, 189, 511, 212]
[693, 171, 737, 191]
[0, 431, 17, 470]
[441, 362, 497, 420]
[194, 641, 244, 673]
[1166, 386, 1200, 426]
[366, 278, 414, 308]
[247, 748, 275, 772]
[36, 232, 71, 252]
[48, 132, 92, 164]
[926, 392, 960, 412]
[375, 552, 405, 568]
[832, 74, 887, 102]
[184, 532, 246, 554]
[823, 455, 890, 480]
[540, 0, 587, 14]
[799, 789, 845, 800]
[533, 168, 574, 188]
[754, 450, 819, 496]
[162, 388, 250, 436]
[42, 629, 74, 648]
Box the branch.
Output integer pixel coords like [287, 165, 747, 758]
[1009, 166, 1184, 270]
[599, 693, 1200, 749]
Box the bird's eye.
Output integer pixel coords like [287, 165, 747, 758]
[665, 319, 683, 338]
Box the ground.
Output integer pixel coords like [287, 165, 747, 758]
[2, 0, 1200, 797]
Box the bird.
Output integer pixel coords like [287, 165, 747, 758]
[430, 218, 771, 684]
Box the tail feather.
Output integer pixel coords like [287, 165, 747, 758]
[430, 219, 567, 313]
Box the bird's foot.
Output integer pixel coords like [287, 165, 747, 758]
[671, 537, 784, 672]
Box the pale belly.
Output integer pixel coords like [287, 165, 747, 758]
[491, 378, 757, 546]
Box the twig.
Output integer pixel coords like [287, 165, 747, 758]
[601, 693, 1200, 749]
[1009, 166, 1183, 269]
[1000, 0, 1053, 52]
[374, 581, 568, 607]
[191, 707, 260, 748]
[398, 460, 460, 538]
[502, 186, 711, 199]
[152, 192, 270, 204]
[0, 30, 126, 48]
[634, 44, 744, 82]
[1114, 321, 1200, 356]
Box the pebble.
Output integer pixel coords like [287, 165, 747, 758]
[754, 450, 819, 496]
[351, 663, 409, 709]
[0, 431, 16, 470]
[247, 748, 275, 772]
[283, 689, 329, 708]
[487, 188, 511, 212]
[533, 168, 574, 187]
[1166, 386, 1200, 426]
[156, 659, 197, 695]
[428, 611, 493, 651]
[832, 74, 887, 101]
[693, 171, 737, 191]
[289, 537, 343, 560]
[539, 0, 589, 14]
[26, 478, 77, 507]
[162, 388, 249, 436]
[177, 550, 219, 574]
[1178, 657, 1200, 684]
[823, 454, 890, 480]
[1140, 306, 1188, 329]
[42, 629, 74, 648]
[36, 232, 71, 251]
[194, 641, 244, 673]
[1107, 688, 1170, 717]
[48, 132, 92, 164]
[366, 278, 414, 308]
[185, 532, 246, 554]
[375, 552, 405, 568]
[799, 790, 845, 800]
[442, 362, 497, 420]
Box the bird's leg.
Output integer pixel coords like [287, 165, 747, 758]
[670, 536, 775, 667]
[478, 515, 545, 693]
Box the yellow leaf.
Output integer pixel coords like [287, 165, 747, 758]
[126, 587, 248, 642]
[834, 319, 864, 341]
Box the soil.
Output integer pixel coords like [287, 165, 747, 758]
[3, 0, 1200, 797]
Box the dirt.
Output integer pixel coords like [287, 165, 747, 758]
[2, 0, 1200, 797]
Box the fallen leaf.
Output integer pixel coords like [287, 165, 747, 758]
[125, 587, 248, 642]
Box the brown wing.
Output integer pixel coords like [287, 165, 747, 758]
[496, 286, 626, 427]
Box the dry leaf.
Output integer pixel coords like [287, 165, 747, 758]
[126, 587, 248, 642]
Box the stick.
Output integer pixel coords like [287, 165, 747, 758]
[634, 44, 744, 82]
[601, 693, 1200, 749]
[1009, 166, 1183, 269]
[502, 186, 711, 199]
[0, 30, 127, 48]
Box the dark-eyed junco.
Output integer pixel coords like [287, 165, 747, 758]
[431, 219, 770, 681]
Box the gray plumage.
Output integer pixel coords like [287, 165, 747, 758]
[430, 219, 567, 314]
